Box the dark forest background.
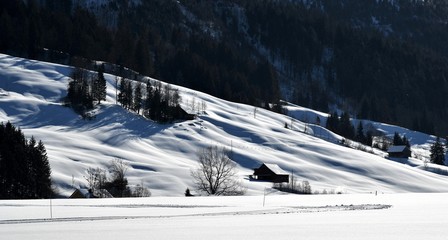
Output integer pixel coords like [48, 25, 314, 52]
[2, 0, 448, 135]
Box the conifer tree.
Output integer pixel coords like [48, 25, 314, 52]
[27, 136, 38, 198]
[430, 137, 445, 165]
[126, 80, 133, 110]
[393, 132, 410, 147]
[151, 85, 162, 121]
[133, 82, 143, 113]
[92, 66, 107, 104]
[366, 131, 373, 146]
[326, 112, 339, 132]
[340, 112, 355, 139]
[403, 136, 410, 147]
[144, 79, 154, 117]
[118, 78, 134, 110]
[0, 122, 53, 199]
[35, 140, 52, 198]
[356, 121, 366, 144]
[117, 78, 127, 108]
[393, 132, 403, 145]
[67, 67, 94, 114]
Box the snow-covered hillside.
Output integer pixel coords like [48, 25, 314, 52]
[1, 54, 448, 197]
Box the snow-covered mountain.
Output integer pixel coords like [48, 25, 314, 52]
[1, 54, 448, 197]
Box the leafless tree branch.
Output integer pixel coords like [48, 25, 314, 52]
[191, 146, 246, 196]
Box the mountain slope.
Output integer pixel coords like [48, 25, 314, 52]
[1, 54, 448, 197]
[3, 0, 448, 135]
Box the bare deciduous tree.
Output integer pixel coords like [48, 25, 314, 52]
[84, 167, 107, 191]
[302, 180, 312, 194]
[190, 97, 196, 113]
[132, 184, 152, 197]
[191, 146, 245, 196]
[201, 100, 207, 114]
[83, 158, 150, 198]
[106, 158, 129, 196]
[109, 158, 129, 183]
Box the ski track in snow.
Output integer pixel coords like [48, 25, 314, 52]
[0, 204, 391, 225]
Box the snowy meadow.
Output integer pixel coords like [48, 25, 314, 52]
[1, 193, 447, 240]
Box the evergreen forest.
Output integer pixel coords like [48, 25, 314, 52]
[0, 122, 53, 199]
[2, 0, 448, 135]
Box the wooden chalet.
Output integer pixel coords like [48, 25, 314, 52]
[69, 188, 113, 198]
[69, 188, 90, 198]
[387, 145, 412, 158]
[173, 106, 196, 121]
[252, 163, 289, 183]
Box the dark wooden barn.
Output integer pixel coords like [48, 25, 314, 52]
[387, 145, 412, 158]
[252, 163, 289, 183]
[69, 188, 113, 198]
[69, 188, 90, 198]
[173, 106, 196, 121]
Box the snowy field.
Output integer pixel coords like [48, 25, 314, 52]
[1, 193, 448, 239]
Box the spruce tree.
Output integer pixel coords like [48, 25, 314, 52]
[92, 66, 107, 104]
[27, 136, 38, 198]
[67, 67, 94, 114]
[133, 82, 142, 113]
[356, 121, 366, 144]
[393, 132, 410, 147]
[430, 137, 445, 165]
[117, 78, 127, 108]
[35, 140, 52, 198]
[340, 112, 355, 139]
[366, 131, 373, 146]
[152, 87, 162, 121]
[393, 132, 403, 145]
[144, 79, 154, 117]
[326, 112, 339, 132]
[0, 122, 53, 199]
[126, 80, 133, 110]
[402, 136, 410, 147]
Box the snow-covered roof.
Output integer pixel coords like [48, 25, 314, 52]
[387, 145, 409, 153]
[71, 188, 113, 198]
[78, 188, 90, 196]
[264, 163, 289, 175]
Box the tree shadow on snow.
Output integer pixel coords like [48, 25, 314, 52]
[7, 102, 173, 146]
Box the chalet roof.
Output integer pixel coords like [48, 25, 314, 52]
[70, 188, 113, 198]
[69, 188, 90, 198]
[263, 163, 289, 175]
[387, 145, 409, 153]
[78, 188, 90, 196]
